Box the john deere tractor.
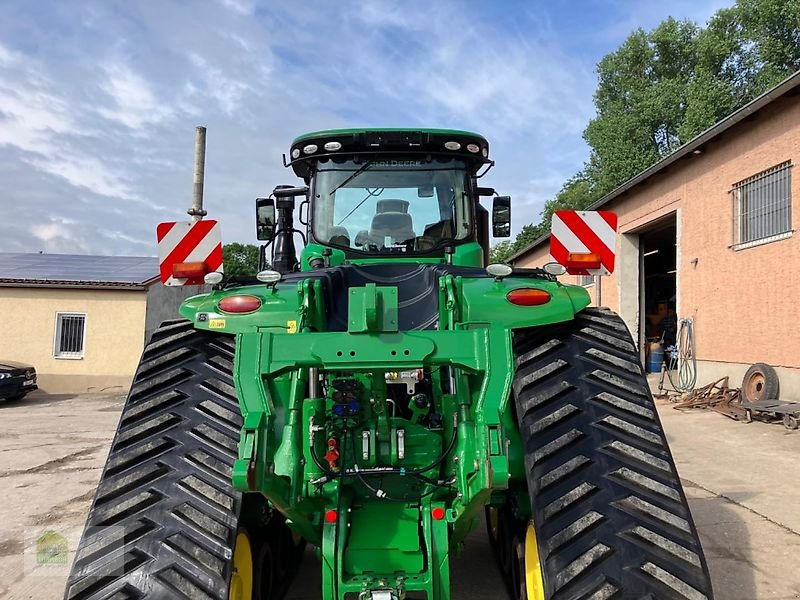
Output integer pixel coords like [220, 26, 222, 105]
[65, 129, 712, 600]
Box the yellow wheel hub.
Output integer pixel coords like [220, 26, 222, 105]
[524, 522, 545, 600]
[229, 530, 254, 600]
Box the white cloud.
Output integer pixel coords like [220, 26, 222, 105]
[0, 84, 74, 154]
[0, 41, 20, 65]
[598, 0, 730, 43]
[0, 62, 142, 202]
[0, 39, 186, 242]
[97, 64, 174, 129]
[0, 1, 597, 255]
[30, 218, 90, 254]
[355, 2, 428, 31]
[261, 2, 595, 143]
[216, 0, 256, 15]
[24, 153, 133, 199]
[186, 53, 255, 116]
[100, 229, 153, 247]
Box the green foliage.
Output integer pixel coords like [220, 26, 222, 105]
[223, 242, 261, 276]
[506, 0, 800, 260]
[681, 0, 800, 139]
[584, 18, 702, 195]
[540, 172, 597, 224]
[489, 240, 515, 264]
[735, 0, 800, 88]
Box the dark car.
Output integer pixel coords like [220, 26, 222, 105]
[0, 360, 37, 400]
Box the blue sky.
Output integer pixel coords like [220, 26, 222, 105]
[0, 0, 728, 255]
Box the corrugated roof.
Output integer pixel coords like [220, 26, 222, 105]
[508, 69, 800, 263]
[0, 253, 159, 289]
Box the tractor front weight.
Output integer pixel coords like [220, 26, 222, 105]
[230, 293, 515, 599]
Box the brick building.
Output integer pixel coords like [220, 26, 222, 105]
[510, 71, 800, 398]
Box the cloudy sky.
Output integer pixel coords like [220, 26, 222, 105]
[0, 0, 727, 256]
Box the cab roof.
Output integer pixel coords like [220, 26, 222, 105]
[292, 127, 488, 145]
[287, 128, 491, 180]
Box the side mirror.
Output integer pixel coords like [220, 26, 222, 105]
[492, 196, 511, 237]
[256, 198, 276, 241]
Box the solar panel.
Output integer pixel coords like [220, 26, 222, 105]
[0, 253, 159, 285]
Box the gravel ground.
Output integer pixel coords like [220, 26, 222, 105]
[1, 389, 799, 599]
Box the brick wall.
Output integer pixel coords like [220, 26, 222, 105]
[514, 93, 800, 372]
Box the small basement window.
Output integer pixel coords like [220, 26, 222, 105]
[732, 161, 792, 248]
[54, 313, 87, 359]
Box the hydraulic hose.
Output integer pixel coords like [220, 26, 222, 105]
[666, 318, 697, 393]
[310, 418, 458, 483]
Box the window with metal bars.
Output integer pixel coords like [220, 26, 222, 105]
[732, 161, 792, 248]
[54, 313, 87, 359]
[577, 275, 595, 287]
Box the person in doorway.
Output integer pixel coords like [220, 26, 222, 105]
[646, 300, 668, 338]
[661, 301, 677, 347]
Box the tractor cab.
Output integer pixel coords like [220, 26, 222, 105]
[256, 129, 511, 271]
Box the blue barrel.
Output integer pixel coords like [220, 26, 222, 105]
[647, 343, 664, 373]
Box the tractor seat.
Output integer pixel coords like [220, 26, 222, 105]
[327, 226, 351, 247]
[369, 199, 415, 244]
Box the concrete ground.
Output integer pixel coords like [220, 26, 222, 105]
[1, 390, 799, 599]
[657, 397, 800, 599]
[0, 391, 124, 600]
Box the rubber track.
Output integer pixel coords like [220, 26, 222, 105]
[513, 308, 713, 600]
[64, 320, 243, 600]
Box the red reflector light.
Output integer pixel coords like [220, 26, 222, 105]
[506, 288, 551, 306]
[325, 509, 338, 524]
[218, 295, 262, 313]
[432, 507, 446, 521]
[566, 252, 601, 270]
[172, 261, 207, 279]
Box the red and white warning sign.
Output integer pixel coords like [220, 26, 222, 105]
[550, 210, 618, 276]
[157, 220, 223, 286]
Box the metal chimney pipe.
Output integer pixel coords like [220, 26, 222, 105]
[188, 126, 208, 221]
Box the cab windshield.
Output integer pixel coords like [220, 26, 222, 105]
[312, 158, 472, 254]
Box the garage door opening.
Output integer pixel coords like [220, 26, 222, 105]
[639, 215, 678, 366]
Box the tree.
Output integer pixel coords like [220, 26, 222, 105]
[680, 1, 800, 139]
[538, 172, 597, 227]
[584, 18, 701, 195]
[679, 8, 744, 140]
[222, 242, 261, 276]
[489, 240, 514, 264]
[735, 0, 800, 90]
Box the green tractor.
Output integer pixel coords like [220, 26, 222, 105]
[65, 129, 712, 600]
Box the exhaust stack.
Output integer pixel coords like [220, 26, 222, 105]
[188, 125, 208, 222]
